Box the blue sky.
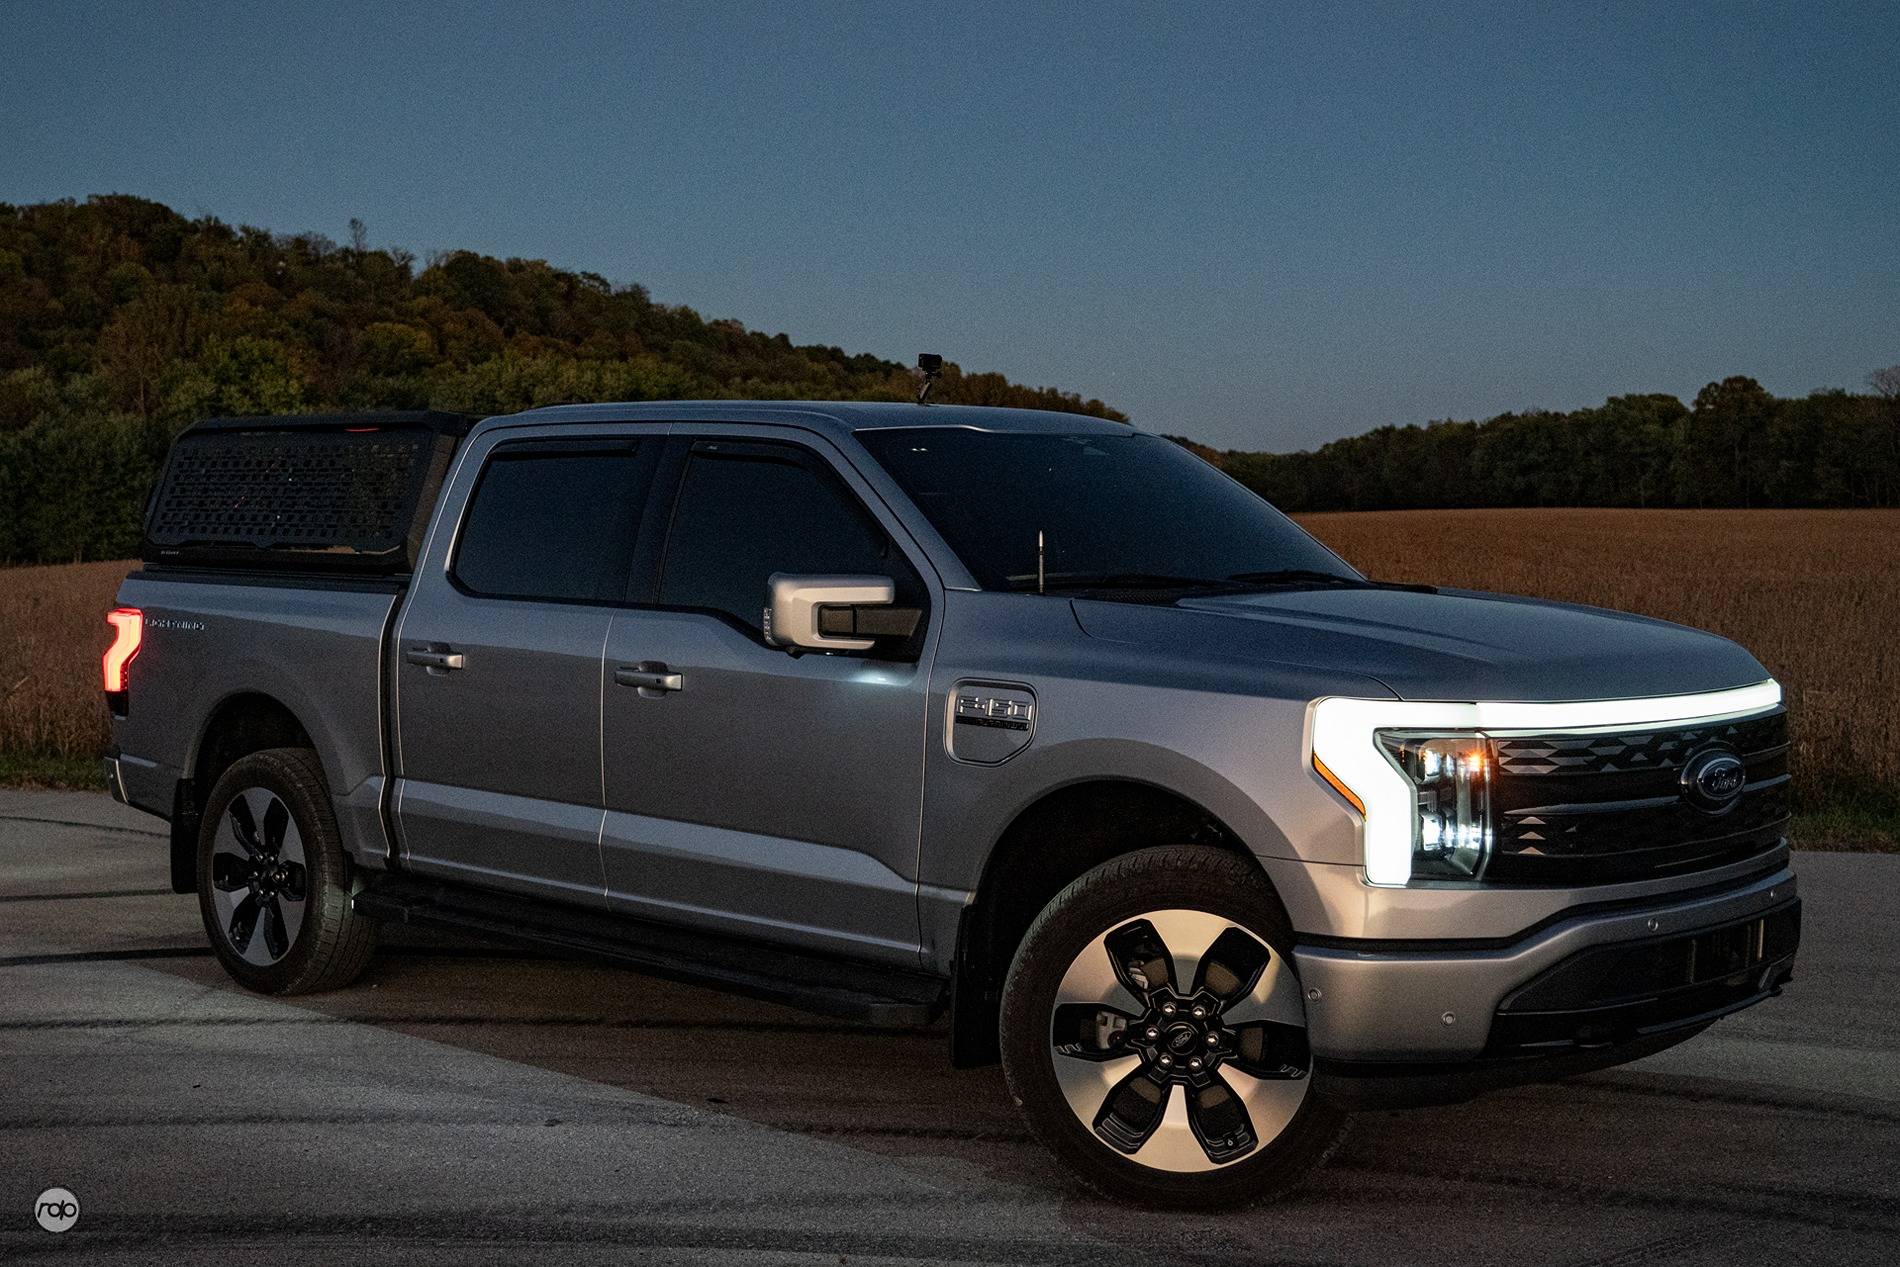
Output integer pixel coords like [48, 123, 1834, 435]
[4, 1, 1895, 449]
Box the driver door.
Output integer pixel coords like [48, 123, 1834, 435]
[598, 434, 936, 966]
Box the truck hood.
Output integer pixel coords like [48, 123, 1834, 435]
[1071, 586, 1771, 703]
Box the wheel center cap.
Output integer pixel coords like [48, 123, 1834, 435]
[1166, 1024, 1201, 1054]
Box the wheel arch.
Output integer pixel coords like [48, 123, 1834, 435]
[170, 691, 318, 894]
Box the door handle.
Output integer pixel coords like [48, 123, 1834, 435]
[405, 646, 466, 671]
[614, 662, 683, 693]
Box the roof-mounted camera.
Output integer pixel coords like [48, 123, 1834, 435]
[916, 353, 944, 405]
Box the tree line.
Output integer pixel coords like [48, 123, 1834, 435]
[0, 195, 1123, 564]
[1179, 372, 1900, 514]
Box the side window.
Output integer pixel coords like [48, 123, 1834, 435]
[658, 444, 909, 632]
[454, 443, 655, 603]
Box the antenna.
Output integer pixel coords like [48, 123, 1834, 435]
[916, 353, 943, 405]
[1037, 529, 1045, 595]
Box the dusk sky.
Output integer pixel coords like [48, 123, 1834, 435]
[5, 1, 1895, 450]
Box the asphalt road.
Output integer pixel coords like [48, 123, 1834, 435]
[2, 790, 1896, 1265]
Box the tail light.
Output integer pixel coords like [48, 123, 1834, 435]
[103, 608, 143, 709]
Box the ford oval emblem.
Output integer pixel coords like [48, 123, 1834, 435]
[1681, 748, 1747, 814]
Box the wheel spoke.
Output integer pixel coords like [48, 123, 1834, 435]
[260, 897, 290, 960]
[261, 795, 290, 855]
[1103, 919, 1175, 998]
[1226, 1021, 1312, 1079]
[1051, 1002, 1139, 1062]
[1051, 1048, 1141, 1133]
[1192, 926, 1272, 1006]
[1217, 1064, 1310, 1149]
[1093, 1065, 1171, 1154]
[1185, 1074, 1259, 1164]
[249, 899, 275, 964]
[277, 858, 309, 902]
[227, 894, 260, 954]
[210, 851, 253, 893]
[1054, 935, 1146, 1015]
[1220, 948, 1308, 1028]
[1141, 909, 1241, 999]
[226, 795, 263, 858]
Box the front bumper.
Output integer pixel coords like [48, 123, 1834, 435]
[1292, 863, 1798, 1066]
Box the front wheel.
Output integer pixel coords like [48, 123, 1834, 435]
[999, 846, 1348, 1208]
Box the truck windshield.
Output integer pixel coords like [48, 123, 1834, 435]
[856, 428, 1361, 593]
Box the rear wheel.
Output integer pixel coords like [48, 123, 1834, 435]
[1000, 846, 1347, 1207]
[197, 747, 376, 994]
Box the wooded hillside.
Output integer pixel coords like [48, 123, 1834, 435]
[0, 195, 1122, 563]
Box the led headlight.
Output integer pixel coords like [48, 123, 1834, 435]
[1376, 734, 1493, 879]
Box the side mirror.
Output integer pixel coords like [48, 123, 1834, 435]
[764, 574, 921, 652]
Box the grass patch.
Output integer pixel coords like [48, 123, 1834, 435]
[1792, 805, 1900, 853]
[0, 751, 104, 790]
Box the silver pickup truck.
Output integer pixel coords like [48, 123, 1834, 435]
[103, 401, 1799, 1207]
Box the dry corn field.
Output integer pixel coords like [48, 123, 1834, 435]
[1, 510, 1895, 826]
[0, 559, 129, 777]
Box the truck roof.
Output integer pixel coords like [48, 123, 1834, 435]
[486, 400, 1133, 440]
[139, 401, 1134, 576]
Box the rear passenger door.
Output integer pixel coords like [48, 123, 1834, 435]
[598, 434, 936, 965]
[394, 435, 665, 905]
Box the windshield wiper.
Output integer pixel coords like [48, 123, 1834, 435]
[1226, 569, 1438, 594]
[1003, 569, 1393, 596]
[1224, 569, 1368, 587]
[1009, 572, 1248, 593]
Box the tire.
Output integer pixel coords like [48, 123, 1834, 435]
[1000, 846, 1348, 1208]
[196, 747, 377, 994]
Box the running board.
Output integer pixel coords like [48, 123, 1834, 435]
[353, 875, 946, 1027]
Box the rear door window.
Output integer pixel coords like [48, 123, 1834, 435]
[454, 442, 658, 603]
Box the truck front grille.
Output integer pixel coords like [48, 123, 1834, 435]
[1485, 708, 1790, 885]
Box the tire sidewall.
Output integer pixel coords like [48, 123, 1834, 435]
[999, 847, 1344, 1208]
[196, 750, 350, 993]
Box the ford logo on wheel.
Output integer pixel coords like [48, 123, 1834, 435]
[1681, 748, 1747, 813]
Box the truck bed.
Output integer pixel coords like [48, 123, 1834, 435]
[111, 570, 402, 869]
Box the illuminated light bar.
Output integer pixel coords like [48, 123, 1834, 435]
[1310, 679, 1783, 887]
[103, 608, 143, 692]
